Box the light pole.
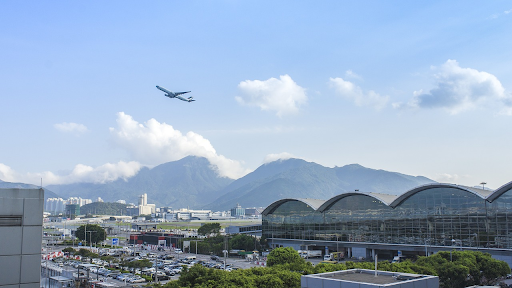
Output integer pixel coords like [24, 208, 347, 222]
[450, 239, 455, 261]
[87, 231, 97, 250]
[332, 218, 338, 254]
[480, 182, 487, 190]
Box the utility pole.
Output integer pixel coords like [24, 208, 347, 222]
[87, 231, 96, 250]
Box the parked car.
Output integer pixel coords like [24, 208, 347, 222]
[129, 276, 146, 283]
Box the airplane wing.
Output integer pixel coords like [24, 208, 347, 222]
[175, 95, 191, 102]
[156, 86, 172, 94]
[174, 91, 191, 96]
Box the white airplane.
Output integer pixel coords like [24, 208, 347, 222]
[156, 86, 195, 102]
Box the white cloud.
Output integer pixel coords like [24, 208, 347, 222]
[0, 163, 16, 182]
[434, 173, 463, 183]
[432, 173, 481, 186]
[0, 161, 141, 185]
[54, 122, 88, 135]
[263, 152, 296, 164]
[235, 75, 307, 117]
[109, 112, 250, 179]
[344, 70, 363, 81]
[329, 77, 389, 109]
[490, 9, 512, 18]
[399, 60, 508, 114]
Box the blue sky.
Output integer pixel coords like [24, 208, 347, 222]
[1, 1, 511, 189]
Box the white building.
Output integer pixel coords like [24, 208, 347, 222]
[138, 193, 155, 215]
[67, 197, 92, 206]
[45, 197, 66, 214]
[1, 188, 44, 288]
[163, 209, 231, 221]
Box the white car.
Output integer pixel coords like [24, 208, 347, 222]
[129, 276, 146, 283]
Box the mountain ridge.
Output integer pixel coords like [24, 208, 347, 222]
[3, 157, 436, 211]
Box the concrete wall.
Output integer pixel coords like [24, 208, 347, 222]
[0, 188, 44, 288]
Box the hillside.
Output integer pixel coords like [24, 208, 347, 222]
[7, 157, 437, 212]
[47, 156, 234, 209]
[205, 159, 436, 211]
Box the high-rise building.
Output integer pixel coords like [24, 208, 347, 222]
[137, 193, 155, 215]
[45, 197, 66, 214]
[230, 203, 245, 218]
[0, 188, 44, 288]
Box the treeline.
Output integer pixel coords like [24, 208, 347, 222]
[80, 202, 128, 216]
[184, 234, 265, 255]
[156, 247, 510, 288]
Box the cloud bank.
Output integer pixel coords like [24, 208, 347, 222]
[396, 60, 510, 114]
[236, 75, 307, 117]
[109, 112, 250, 179]
[263, 152, 297, 164]
[329, 77, 389, 109]
[0, 161, 141, 185]
[0, 112, 251, 185]
[54, 122, 88, 135]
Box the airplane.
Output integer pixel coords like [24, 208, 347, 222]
[156, 85, 195, 102]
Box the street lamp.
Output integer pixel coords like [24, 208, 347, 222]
[87, 231, 97, 249]
[450, 239, 455, 261]
[480, 182, 487, 190]
[332, 217, 339, 256]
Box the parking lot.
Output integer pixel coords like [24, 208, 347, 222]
[42, 245, 268, 286]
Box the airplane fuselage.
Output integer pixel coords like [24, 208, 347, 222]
[156, 85, 195, 102]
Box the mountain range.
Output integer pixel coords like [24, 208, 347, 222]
[1, 157, 436, 211]
[0, 179, 59, 199]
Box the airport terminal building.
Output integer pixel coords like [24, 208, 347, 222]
[262, 181, 512, 266]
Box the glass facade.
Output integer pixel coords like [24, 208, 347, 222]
[263, 186, 512, 249]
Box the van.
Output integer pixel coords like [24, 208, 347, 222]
[184, 256, 196, 261]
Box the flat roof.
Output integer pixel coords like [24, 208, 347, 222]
[320, 272, 398, 284]
[309, 269, 430, 285]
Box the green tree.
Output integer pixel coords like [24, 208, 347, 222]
[75, 224, 107, 244]
[267, 247, 303, 267]
[123, 259, 153, 273]
[76, 248, 92, 257]
[198, 223, 221, 236]
[437, 262, 469, 288]
[474, 251, 510, 285]
[255, 274, 284, 288]
[230, 234, 257, 251]
[62, 247, 75, 254]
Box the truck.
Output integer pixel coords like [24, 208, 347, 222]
[299, 250, 322, 258]
[323, 251, 345, 261]
[391, 255, 407, 263]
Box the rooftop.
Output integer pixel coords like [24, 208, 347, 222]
[302, 269, 439, 288]
[317, 269, 422, 285]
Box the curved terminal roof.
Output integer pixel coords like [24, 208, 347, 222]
[261, 198, 325, 216]
[486, 180, 512, 202]
[263, 181, 512, 215]
[389, 183, 490, 208]
[317, 192, 395, 212]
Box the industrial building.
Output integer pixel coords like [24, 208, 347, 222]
[262, 181, 512, 266]
[0, 188, 44, 288]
